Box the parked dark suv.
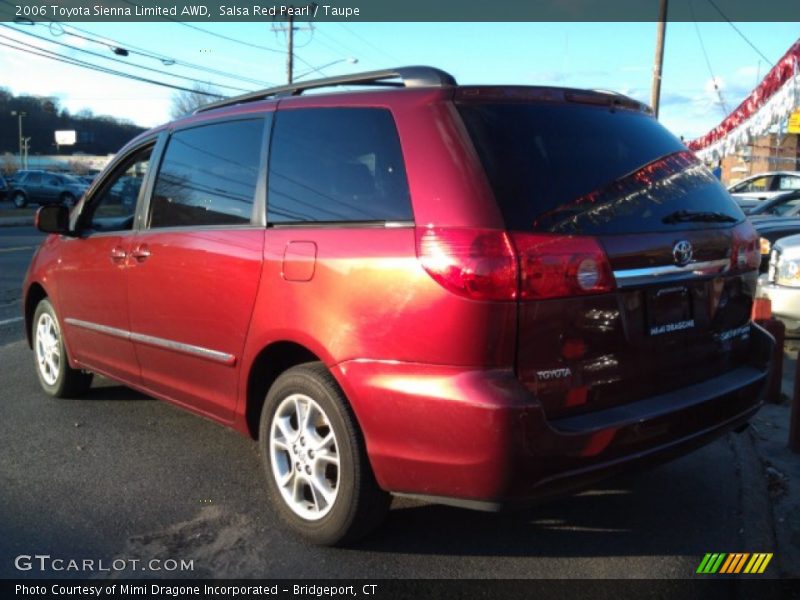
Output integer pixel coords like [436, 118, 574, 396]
[24, 67, 773, 545]
[10, 169, 88, 208]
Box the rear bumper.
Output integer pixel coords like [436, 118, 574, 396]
[334, 322, 773, 507]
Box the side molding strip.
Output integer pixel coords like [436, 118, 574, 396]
[64, 318, 236, 366]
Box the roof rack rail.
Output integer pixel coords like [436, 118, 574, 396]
[195, 66, 457, 114]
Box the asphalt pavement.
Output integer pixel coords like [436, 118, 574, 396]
[0, 222, 788, 582]
[0, 337, 777, 579]
[0, 224, 41, 346]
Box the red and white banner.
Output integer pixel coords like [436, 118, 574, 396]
[688, 38, 800, 161]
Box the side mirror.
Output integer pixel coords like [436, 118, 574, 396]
[35, 205, 71, 235]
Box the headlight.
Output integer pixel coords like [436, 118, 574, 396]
[775, 256, 800, 287]
[760, 237, 771, 255]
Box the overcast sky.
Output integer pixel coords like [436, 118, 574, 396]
[0, 21, 798, 141]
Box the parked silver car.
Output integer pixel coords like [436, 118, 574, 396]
[759, 233, 800, 335]
[9, 170, 88, 208]
[729, 171, 800, 202]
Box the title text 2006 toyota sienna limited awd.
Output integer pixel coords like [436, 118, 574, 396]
[24, 67, 774, 545]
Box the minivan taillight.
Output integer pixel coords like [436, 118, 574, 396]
[416, 228, 518, 301]
[415, 227, 615, 301]
[511, 233, 615, 299]
[731, 222, 761, 272]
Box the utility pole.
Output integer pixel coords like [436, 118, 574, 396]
[22, 137, 30, 170]
[287, 12, 294, 84]
[272, 6, 313, 84]
[650, 0, 668, 118]
[10, 110, 25, 169]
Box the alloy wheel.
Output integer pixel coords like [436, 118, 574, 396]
[35, 312, 61, 386]
[269, 393, 340, 520]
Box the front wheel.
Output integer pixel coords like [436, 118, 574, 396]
[258, 363, 389, 545]
[32, 299, 93, 398]
[59, 192, 75, 206]
[12, 191, 27, 208]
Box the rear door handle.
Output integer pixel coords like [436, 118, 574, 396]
[131, 244, 151, 261]
[110, 246, 127, 261]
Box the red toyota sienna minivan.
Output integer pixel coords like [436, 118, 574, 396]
[24, 67, 773, 545]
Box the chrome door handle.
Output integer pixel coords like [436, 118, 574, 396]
[110, 247, 127, 261]
[131, 245, 151, 261]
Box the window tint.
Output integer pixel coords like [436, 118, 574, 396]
[268, 108, 412, 224]
[457, 102, 742, 235]
[25, 172, 41, 185]
[150, 119, 265, 228]
[82, 146, 152, 233]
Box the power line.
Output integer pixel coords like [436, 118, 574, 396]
[705, 0, 774, 66]
[113, 0, 324, 77]
[337, 24, 401, 64]
[313, 27, 366, 60]
[689, 1, 729, 116]
[1, 24, 253, 93]
[0, 0, 275, 87]
[49, 22, 276, 87]
[272, 17, 316, 83]
[170, 20, 285, 54]
[0, 36, 223, 97]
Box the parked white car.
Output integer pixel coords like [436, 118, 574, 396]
[759, 232, 800, 335]
[729, 171, 800, 202]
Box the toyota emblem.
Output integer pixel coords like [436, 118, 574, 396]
[673, 240, 693, 267]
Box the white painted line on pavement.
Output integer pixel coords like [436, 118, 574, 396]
[0, 245, 36, 253]
[0, 317, 23, 326]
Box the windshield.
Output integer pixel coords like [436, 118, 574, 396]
[457, 102, 744, 235]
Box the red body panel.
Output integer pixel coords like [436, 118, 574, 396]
[53, 233, 140, 382]
[126, 228, 265, 420]
[22, 84, 773, 506]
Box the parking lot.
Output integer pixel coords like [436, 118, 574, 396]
[0, 214, 796, 581]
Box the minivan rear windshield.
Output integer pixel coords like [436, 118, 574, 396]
[457, 102, 743, 235]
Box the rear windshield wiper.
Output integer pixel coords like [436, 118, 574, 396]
[662, 209, 738, 224]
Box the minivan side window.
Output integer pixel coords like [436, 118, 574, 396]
[80, 146, 152, 233]
[267, 108, 412, 224]
[732, 176, 769, 193]
[149, 119, 265, 228]
[778, 175, 800, 191]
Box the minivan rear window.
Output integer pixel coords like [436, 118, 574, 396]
[457, 102, 743, 235]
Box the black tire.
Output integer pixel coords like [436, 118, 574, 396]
[258, 362, 390, 545]
[12, 191, 27, 208]
[59, 192, 75, 207]
[32, 299, 93, 398]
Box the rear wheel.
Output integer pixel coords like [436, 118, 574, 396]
[32, 299, 93, 398]
[59, 192, 75, 206]
[258, 362, 389, 545]
[12, 191, 27, 208]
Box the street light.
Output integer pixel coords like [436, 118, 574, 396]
[22, 138, 31, 170]
[10, 110, 26, 169]
[294, 58, 359, 81]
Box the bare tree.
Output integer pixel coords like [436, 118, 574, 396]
[1, 152, 19, 176]
[170, 85, 224, 119]
[68, 158, 91, 175]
